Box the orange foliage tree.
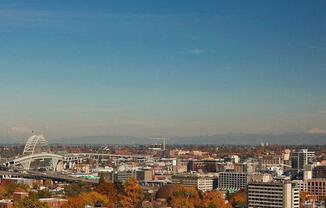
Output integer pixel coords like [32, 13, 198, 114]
[229, 189, 247, 208]
[118, 178, 144, 208]
[169, 186, 201, 208]
[94, 181, 117, 207]
[300, 192, 317, 208]
[62, 191, 111, 208]
[14, 195, 48, 208]
[0, 181, 29, 199]
[202, 191, 231, 208]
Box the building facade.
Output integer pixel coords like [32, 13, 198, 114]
[306, 178, 326, 200]
[172, 174, 213, 192]
[292, 149, 315, 170]
[218, 172, 248, 190]
[247, 181, 300, 208]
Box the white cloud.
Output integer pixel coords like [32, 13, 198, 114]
[185, 48, 207, 54]
[307, 128, 326, 134]
[184, 48, 217, 55]
[7, 126, 34, 137]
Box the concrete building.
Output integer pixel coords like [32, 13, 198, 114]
[234, 162, 258, 173]
[258, 156, 284, 171]
[187, 159, 221, 173]
[218, 172, 248, 190]
[39, 198, 68, 208]
[12, 192, 28, 203]
[175, 159, 188, 173]
[293, 180, 307, 192]
[115, 170, 137, 183]
[313, 165, 326, 178]
[172, 173, 213, 192]
[248, 181, 300, 208]
[306, 178, 326, 200]
[0, 200, 13, 208]
[218, 172, 272, 191]
[136, 168, 153, 181]
[249, 173, 273, 183]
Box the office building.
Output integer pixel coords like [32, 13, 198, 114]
[248, 181, 300, 208]
[218, 172, 248, 190]
[292, 149, 315, 170]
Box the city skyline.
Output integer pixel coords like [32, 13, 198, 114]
[1, 0, 326, 139]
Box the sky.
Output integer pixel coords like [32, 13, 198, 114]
[0, 0, 326, 139]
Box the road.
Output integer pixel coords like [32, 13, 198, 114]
[0, 170, 98, 184]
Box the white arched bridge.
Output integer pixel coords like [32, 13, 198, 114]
[4, 135, 67, 171]
[4, 135, 151, 171]
[4, 153, 64, 171]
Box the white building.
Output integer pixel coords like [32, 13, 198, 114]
[293, 180, 307, 192]
[172, 173, 213, 192]
[248, 181, 300, 208]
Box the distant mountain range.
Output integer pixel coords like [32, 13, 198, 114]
[1, 133, 325, 145]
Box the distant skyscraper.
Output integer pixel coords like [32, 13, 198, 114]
[291, 149, 315, 170]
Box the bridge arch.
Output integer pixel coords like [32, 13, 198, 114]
[23, 135, 49, 155]
[5, 153, 64, 171]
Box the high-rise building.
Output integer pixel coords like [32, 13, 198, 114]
[247, 181, 300, 208]
[291, 149, 315, 170]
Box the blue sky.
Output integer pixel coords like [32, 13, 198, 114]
[0, 0, 325, 138]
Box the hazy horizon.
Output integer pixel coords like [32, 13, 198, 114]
[1, 132, 325, 146]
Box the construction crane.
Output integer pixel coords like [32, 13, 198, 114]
[151, 137, 169, 151]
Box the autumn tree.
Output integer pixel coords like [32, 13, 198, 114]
[228, 189, 247, 208]
[36, 189, 50, 198]
[0, 181, 29, 199]
[62, 191, 111, 208]
[64, 182, 92, 197]
[95, 181, 117, 207]
[169, 186, 201, 208]
[299, 192, 317, 208]
[202, 191, 231, 208]
[0, 180, 11, 199]
[119, 178, 144, 208]
[14, 195, 48, 208]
